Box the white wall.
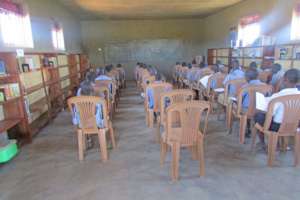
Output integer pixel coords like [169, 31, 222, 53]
[0, 0, 82, 53]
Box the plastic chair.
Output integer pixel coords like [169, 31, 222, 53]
[160, 101, 210, 181]
[252, 94, 300, 167]
[157, 89, 195, 142]
[67, 96, 116, 162]
[227, 84, 273, 144]
[145, 82, 173, 128]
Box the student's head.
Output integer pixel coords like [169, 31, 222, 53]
[176, 62, 180, 65]
[105, 65, 112, 73]
[155, 73, 162, 81]
[80, 81, 94, 96]
[85, 71, 95, 83]
[188, 63, 192, 69]
[96, 67, 105, 76]
[249, 62, 257, 70]
[199, 61, 206, 69]
[271, 63, 282, 74]
[182, 62, 187, 67]
[232, 59, 240, 69]
[117, 64, 122, 68]
[283, 68, 299, 88]
[192, 59, 197, 65]
[211, 64, 219, 73]
[245, 68, 259, 82]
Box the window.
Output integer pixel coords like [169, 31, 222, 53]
[237, 15, 261, 47]
[291, 4, 300, 40]
[0, 1, 33, 48]
[52, 22, 65, 50]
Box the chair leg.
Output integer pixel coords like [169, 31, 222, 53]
[239, 115, 247, 144]
[98, 129, 108, 162]
[149, 110, 154, 128]
[160, 141, 167, 166]
[294, 134, 300, 167]
[226, 103, 232, 130]
[267, 134, 278, 167]
[109, 122, 116, 149]
[198, 138, 205, 176]
[251, 126, 258, 151]
[77, 130, 84, 161]
[156, 117, 161, 143]
[171, 143, 180, 181]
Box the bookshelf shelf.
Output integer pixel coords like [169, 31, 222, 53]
[0, 97, 20, 105]
[0, 119, 22, 133]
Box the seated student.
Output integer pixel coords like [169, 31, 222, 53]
[223, 59, 245, 96]
[72, 81, 104, 128]
[254, 68, 300, 147]
[186, 63, 194, 81]
[249, 61, 262, 72]
[269, 63, 285, 86]
[146, 73, 168, 109]
[96, 66, 113, 81]
[241, 68, 264, 112]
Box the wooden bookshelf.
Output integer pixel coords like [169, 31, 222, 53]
[0, 52, 30, 143]
[207, 43, 300, 71]
[0, 51, 89, 143]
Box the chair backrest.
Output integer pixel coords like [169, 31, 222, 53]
[236, 84, 273, 117]
[67, 96, 108, 131]
[93, 86, 111, 113]
[206, 72, 226, 94]
[166, 101, 210, 146]
[264, 94, 300, 135]
[95, 80, 116, 98]
[160, 89, 195, 123]
[258, 71, 272, 83]
[223, 78, 246, 103]
[147, 82, 173, 112]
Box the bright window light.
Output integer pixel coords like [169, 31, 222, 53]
[52, 23, 65, 51]
[237, 23, 260, 47]
[0, 9, 33, 48]
[291, 9, 300, 40]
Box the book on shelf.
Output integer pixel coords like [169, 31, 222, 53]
[0, 84, 20, 100]
[0, 60, 7, 75]
[0, 105, 4, 121]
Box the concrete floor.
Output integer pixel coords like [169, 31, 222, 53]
[1, 82, 300, 200]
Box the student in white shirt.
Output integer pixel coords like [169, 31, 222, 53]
[254, 68, 300, 147]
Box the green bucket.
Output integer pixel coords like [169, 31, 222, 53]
[0, 140, 18, 163]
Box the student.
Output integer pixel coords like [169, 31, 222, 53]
[241, 68, 264, 111]
[146, 73, 169, 109]
[269, 63, 285, 86]
[95, 66, 113, 81]
[180, 62, 188, 79]
[72, 81, 104, 128]
[186, 63, 195, 82]
[254, 68, 300, 147]
[249, 61, 262, 72]
[223, 59, 245, 96]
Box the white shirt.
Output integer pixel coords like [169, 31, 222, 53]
[267, 88, 300, 123]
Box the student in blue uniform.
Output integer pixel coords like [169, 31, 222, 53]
[269, 63, 285, 86]
[254, 68, 300, 148]
[223, 59, 245, 96]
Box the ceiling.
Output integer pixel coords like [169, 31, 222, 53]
[58, 0, 243, 20]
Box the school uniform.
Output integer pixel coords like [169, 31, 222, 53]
[270, 70, 285, 86]
[223, 68, 245, 96]
[255, 87, 300, 131]
[241, 79, 264, 111]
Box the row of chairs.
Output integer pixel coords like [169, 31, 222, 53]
[68, 70, 126, 162]
[178, 67, 300, 167]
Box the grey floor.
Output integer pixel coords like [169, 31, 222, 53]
[1, 82, 300, 200]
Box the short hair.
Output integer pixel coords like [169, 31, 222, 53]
[245, 68, 259, 81]
[211, 64, 219, 73]
[284, 68, 299, 84]
[199, 62, 206, 69]
[249, 62, 257, 69]
[182, 62, 187, 67]
[188, 63, 192, 69]
[85, 71, 96, 83]
[105, 65, 112, 72]
[117, 64, 122, 68]
[80, 81, 94, 96]
[176, 62, 180, 65]
[272, 63, 282, 73]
